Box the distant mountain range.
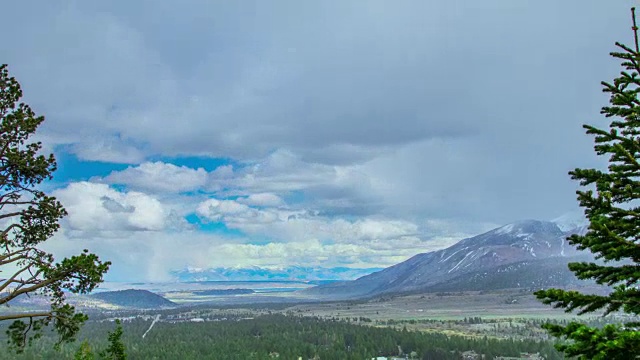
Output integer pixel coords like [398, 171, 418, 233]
[170, 266, 384, 282]
[305, 218, 596, 299]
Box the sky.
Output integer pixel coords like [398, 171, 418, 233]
[0, 1, 635, 281]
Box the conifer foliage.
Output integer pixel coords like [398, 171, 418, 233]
[0, 64, 110, 351]
[100, 320, 127, 360]
[534, 8, 640, 359]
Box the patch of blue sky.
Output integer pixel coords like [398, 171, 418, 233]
[110, 184, 127, 192]
[282, 190, 305, 205]
[178, 189, 212, 197]
[46, 150, 129, 189]
[185, 213, 244, 237]
[321, 239, 336, 246]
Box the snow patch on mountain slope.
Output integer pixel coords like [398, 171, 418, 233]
[448, 251, 474, 273]
[553, 211, 588, 232]
[495, 223, 515, 234]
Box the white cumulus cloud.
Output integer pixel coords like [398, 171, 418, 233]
[53, 182, 170, 234]
[237, 193, 284, 207]
[103, 161, 208, 193]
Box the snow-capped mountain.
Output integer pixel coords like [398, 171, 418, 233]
[552, 211, 589, 233]
[170, 266, 384, 282]
[306, 219, 592, 299]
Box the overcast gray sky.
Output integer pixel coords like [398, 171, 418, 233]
[1, 1, 634, 281]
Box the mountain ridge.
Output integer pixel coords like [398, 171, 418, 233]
[305, 218, 592, 299]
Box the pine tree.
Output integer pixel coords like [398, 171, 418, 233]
[0, 64, 110, 352]
[74, 341, 96, 360]
[100, 320, 127, 360]
[534, 8, 640, 359]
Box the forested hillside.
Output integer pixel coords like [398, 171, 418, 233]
[88, 289, 177, 309]
[0, 314, 561, 359]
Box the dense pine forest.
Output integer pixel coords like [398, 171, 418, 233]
[1, 314, 562, 359]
